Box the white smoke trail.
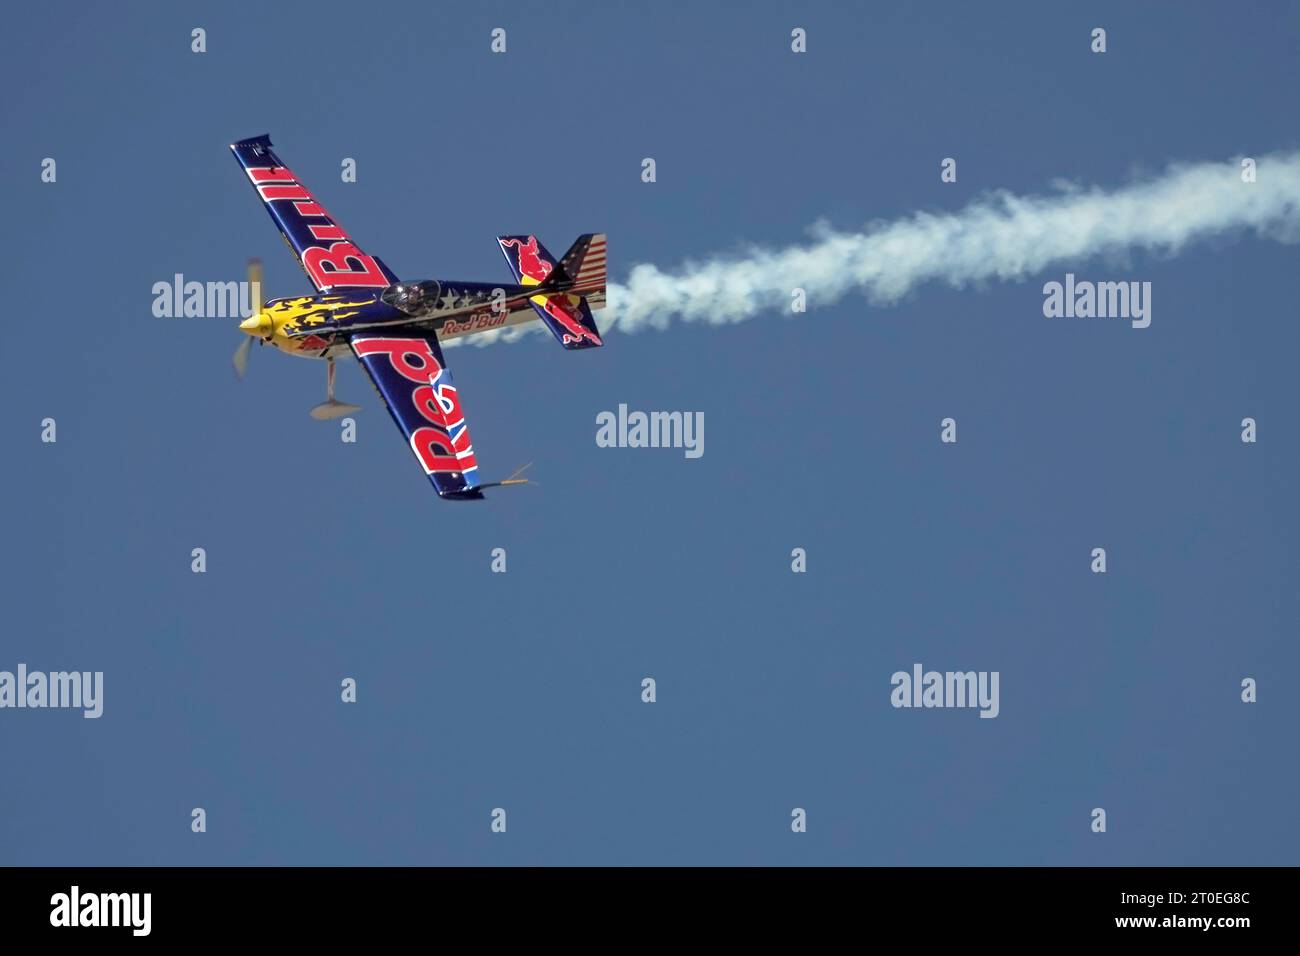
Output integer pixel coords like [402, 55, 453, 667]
[458, 152, 1300, 346]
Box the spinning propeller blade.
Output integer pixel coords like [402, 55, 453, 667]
[233, 259, 264, 380]
[232, 336, 253, 379]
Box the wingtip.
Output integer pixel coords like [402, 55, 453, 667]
[230, 133, 273, 150]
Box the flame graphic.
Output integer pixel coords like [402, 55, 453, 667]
[266, 295, 373, 334]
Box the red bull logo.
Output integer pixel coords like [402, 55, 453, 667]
[539, 294, 603, 347]
[441, 310, 508, 336]
[351, 337, 478, 477]
[246, 165, 390, 290]
[500, 236, 553, 283]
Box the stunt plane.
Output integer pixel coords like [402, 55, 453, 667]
[228, 134, 606, 499]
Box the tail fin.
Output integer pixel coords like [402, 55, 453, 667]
[559, 233, 606, 309]
[497, 234, 606, 350]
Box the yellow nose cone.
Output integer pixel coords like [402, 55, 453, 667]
[240, 312, 273, 337]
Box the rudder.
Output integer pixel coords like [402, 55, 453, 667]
[559, 233, 606, 309]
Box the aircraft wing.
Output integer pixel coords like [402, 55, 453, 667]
[230, 134, 399, 293]
[349, 330, 483, 499]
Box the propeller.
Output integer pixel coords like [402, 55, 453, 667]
[233, 258, 264, 379]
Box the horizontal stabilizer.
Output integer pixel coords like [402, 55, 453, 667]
[526, 292, 604, 350]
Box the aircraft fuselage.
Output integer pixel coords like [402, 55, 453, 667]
[251, 279, 547, 358]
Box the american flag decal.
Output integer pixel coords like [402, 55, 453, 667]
[561, 233, 607, 309]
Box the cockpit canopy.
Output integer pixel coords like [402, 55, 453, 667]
[381, 280, 442, 317]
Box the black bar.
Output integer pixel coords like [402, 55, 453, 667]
[0, 867, 1275, 941]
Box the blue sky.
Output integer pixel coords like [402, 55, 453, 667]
[1, 1, 1297, 865]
